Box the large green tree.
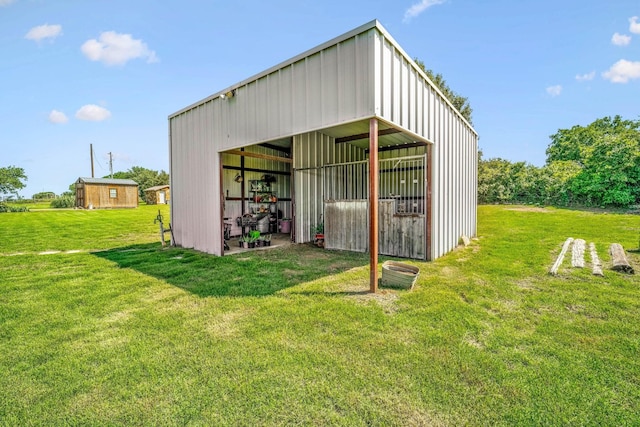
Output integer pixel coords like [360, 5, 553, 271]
[478, 116, 640, 208]
[414, 58, 473, 125]
[0, 166, 27, 196]
[546, 116, 640, 207]
[478, 157, 546, 204]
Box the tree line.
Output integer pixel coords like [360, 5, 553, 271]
[479, 116, 640, 208]
[0, 165, 168, 209]
[414, 58, 639, 209]
[4, 116, 639, 210]
[2, 61, 637, 210]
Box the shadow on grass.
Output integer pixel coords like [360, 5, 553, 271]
[92, 242, 369, 298]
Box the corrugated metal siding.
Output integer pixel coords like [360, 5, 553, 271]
[169, 20, 477, 259]
[169, 27, 378, 256]
[173, 32, 375, 154]
[170, 103, 222, 255]
[373, 29, 478, 260]
[293, 131, 366, 242]
[426, 108, 477, 259]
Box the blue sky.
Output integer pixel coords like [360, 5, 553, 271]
[1, 0, 639, 197]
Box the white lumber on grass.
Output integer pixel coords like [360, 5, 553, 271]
[550, 237, 574, 275]
[609, 243, 635, 274]
[571, 239, 586, 268]
[589, 242, 604, 277]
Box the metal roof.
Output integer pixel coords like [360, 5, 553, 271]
[77, 177, 138, 186]
[169, 19, 381, 119]
[168, 19, 476, 135]
[144, 185, 170, 192]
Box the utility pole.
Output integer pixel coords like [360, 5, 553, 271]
[108, 152, 113, 178]
[90, 144, 95, 178]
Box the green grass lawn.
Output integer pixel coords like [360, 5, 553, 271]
[1, 205, 639, 425]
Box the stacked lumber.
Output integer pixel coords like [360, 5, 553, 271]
[550, 239, 635, 276]
[571, 239, 586, 268]
[589, 243, 604, 276]
[550, 238, 573, 275]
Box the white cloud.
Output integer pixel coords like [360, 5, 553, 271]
[630, 16, 640, 34]
[575, 71, 595, 82]
[404, 0, 447, 22]
[81, 31, 158, 66]
[602, 59, 640, 83]
[0, 0, 16, 6]
[25, 24, 62, 42]
[611, 32, 631, 46]
[75, 104, 112, 121]
[546, 85, 562, 97]
[48, 110, 68, 124]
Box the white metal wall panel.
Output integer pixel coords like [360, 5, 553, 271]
[293, 131, 366, 242]
[171, 31, 376, 154]
[279, 67, 293, 136]
[321, 47, 339, 125]
[372, 29, 478, 260]
[169, 20, 478, 259]
[291, 60, 307, 135]
[338, 41, 357, 121]
[169, 26, 376, 256]
[170, 101, 222, 255]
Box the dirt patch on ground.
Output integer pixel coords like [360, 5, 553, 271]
[283, 268, 305, 278]
[347, 286, 400, 314]
[462, 333, 485, 349]
[299, 250, 332, 261]
[516, 278, 542, 291]
[505, 206, 550, 213]
[204, 308, 253, 338]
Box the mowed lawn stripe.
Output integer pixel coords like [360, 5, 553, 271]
[0, 205, 639, 425]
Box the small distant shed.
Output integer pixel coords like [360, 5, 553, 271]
[75, 177, 139, 209]
[144, 185, 171, 205]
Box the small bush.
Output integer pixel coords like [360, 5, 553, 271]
[0, 203, 29, 213]
[50, 196, 75, 209]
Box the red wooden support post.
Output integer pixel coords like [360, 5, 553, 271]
[369, 118, 379, 293]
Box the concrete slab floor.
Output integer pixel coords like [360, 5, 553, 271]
[224, 233, 293, 255]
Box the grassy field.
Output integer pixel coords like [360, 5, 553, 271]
[1, 204, 639, 425]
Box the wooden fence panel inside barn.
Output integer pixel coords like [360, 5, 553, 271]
[325, 201, 369, 252]
[322, 155, 426, 259]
